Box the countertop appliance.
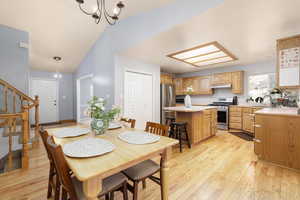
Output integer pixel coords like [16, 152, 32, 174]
[160, 84, 176, 125]
[209, 97, 234, 130]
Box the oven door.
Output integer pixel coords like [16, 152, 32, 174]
[217, 109, 228, 129]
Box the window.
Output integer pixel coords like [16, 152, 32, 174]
[248, 73, 276, 99]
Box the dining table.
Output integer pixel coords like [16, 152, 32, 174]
[47, 124, 178, 200]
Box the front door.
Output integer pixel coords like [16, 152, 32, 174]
[31, 79, 58, 124]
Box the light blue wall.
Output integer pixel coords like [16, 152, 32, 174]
[75, 0, 224, 118]
[30, 70, 75, 121]
[176, 61, 276, 104]
[0, 24, 29, 93]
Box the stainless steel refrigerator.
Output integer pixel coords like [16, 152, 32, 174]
[160, 84, 176, 125]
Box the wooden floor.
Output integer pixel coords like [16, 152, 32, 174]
[0, 131, 300, 200]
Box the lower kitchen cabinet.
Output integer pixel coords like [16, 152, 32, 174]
[229, 106, 262, 135]
[176, 108, 217, 145]
[211, 109, 217, 136]
[254, 114, 300, 170]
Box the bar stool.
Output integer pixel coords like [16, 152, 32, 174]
[165, 117, 175, 138]
[171, 122, 191, 152]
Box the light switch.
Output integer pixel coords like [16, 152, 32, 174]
[62, 96, 66, 99]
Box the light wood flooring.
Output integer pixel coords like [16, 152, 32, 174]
[0, 131, 299, 200]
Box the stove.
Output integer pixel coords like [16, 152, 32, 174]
[209, 98, 234, 130]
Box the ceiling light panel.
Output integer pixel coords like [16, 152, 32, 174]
[167, 41, 237, 68]
[185, 51, 227, 63]
[196, 56, 233, 66]
[173, 45, 219, 60]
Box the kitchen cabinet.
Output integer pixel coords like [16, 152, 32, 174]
[254, 114, 300, 170]
[178, 76, 213, 95]
[211, 109, 217, 136]
[229, 106, 242, 130]
[211, 72, 232, 86]
[172, 108, 217, 145]
[174, 70, 244, 96]
[194, 76, 213, 95]
[174, 78, 184, 95]
[242, 108, 255, 134]
[203, 110, 212, 139]
[182, 77, 194, 93]
[160, 74, 173, 85]
[229, 106, 263, 135]
[231, 71, 244, 94]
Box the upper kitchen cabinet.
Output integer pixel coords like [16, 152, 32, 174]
[174, 78, 184, 95]
[161, 74, 173, 85]
[178, 76, 213, 95]
[194, 76, 213, 95]
[277, 35, 300, 88]
[231, 71, 244, 94]
[182, 77, 194, 92]
[211, 72, 232, 86]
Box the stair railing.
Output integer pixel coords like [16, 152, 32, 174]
[0, 79, 39, 170]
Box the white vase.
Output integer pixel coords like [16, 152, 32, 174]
[185, 95, 192, 108]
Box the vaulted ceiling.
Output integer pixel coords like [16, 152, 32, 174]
[0, 0, 174, 72]
[122, 0, 300, 73]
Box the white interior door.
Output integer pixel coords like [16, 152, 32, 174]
[124, 71, 153, 129]
[31, 79, 58, 124]
[77, 75, 93, 123]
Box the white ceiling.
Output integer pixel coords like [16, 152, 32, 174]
[0, 0, 174, 73]
[122, 0, 300, 73]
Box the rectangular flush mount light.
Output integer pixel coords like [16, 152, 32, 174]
[167, 41, 237, 67]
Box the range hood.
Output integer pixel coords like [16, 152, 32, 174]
[211, 84, 232, 89]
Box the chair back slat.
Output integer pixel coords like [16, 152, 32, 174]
[120, 118, 136, 128]
[46, 135, 79, 200]
[39, 127, 52, 160]
[145, 122, 168, 136]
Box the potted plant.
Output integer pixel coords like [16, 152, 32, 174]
[87, 96, 121, 135]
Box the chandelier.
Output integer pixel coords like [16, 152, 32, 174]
[76, 0, 125, 25]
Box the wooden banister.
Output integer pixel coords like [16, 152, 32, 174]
[0, 79, 35, 103]
[0, 79, 40, 172]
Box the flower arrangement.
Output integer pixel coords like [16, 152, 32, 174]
[87, 96, 121, 135]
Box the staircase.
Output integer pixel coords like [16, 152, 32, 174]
[0, 79, 39, 173]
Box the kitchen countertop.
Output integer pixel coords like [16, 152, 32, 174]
[255, 107, 300, 117]
[164, 106, 216, 112]
[234, 103, 268, 108]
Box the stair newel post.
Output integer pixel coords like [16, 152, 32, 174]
[21, 105, 29, 169]
[34, 95, 40, 147]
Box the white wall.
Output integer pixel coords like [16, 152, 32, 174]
[114, 55, 161, 123]
[176, 61, 276, 104]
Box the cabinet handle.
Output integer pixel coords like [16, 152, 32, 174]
[253, 138, 261, 143]
[249, 114, 255, 117]
[254, 124, 261, 128]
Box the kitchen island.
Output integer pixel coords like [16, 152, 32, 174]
[254, 107, 300, 170]
[164, 106, 217, 146]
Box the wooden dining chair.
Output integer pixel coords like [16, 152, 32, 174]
[122, 122, 168, 200]
[39, 127, 60, 200]
[46, 135, 129, 200]
[120, 118, 136, 128]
